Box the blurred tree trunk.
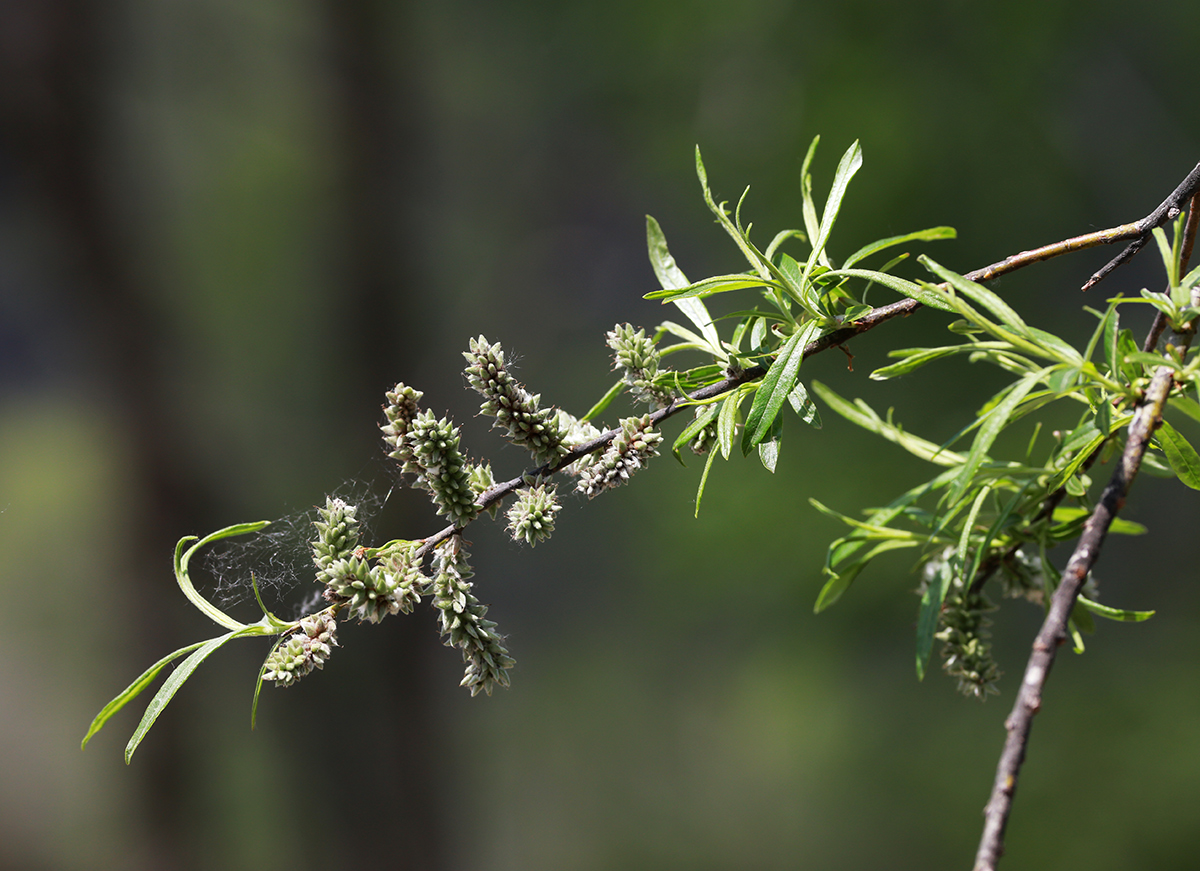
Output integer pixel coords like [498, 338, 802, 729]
[0, 1, 214, 868]
[1, 0, 447, 867]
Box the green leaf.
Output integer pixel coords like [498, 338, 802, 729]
[788, 380, 822, 428]
[758, 420, 782, 472]
[843, 226, 957, 269]
[645, 273, 777, 302]
[800, 141, 863, 292]
[1050, 506, 1146, 536]
[646, 215, 723, 355]
[870, 342, 1010, 380]
[672, 403, 720, 463]
[694, 440, 720, 518]
[921, 257, 1029, 334]
[814, 539, 918, 613]
[1124, 350, 1181, 371]
[1168, 396, 1200, 424]
[810, 381, 966, 466]
[799, 136, 822, 249]
[1077, 595, 1156, 622]
[916, 558, 953, 680]
[764, 229, 807, 262]
[581, 379, 625, 423]
[822, 268, 958, 313]
[1151, 226, 1180, 286]
[1103, 304, 1121, 376]
[174, 522, 271, 632]
[1156, 419, 1200, 489]
[742, 321, 822, 453]
[778, 252, 821, 312]
[125, 628, 254, 763]
[946, 371, 1043, 506]
[81, 641, 207, 750]
[717, 390, 741, 460]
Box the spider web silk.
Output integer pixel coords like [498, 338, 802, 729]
[199, 477, 389, 619]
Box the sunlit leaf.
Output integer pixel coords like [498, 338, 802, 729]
[810, 381, 966, 466]
[125, 628, 256, 763]
[788, 380, 822, 428]
[822, 268, 958, 313]
[946, 370, 1044, 505]
[814, 539, 918, 613]
[800, 140, 862, 292]
[743, 321, 821, 453]
[1156, 419, 1200, 489]
[647, 215, 724, 355]
[843, 226, 956, 269]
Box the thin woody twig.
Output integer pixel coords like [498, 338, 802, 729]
[971, 365, 1176, 871]
[973, 196, 1200, 869]
[1082, 160, 1200, 292]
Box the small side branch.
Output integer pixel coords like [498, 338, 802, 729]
[972, 367, 1174, 871]
[1082, 160, 1200, 292]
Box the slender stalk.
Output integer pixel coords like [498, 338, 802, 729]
[972, 365, 1175, 871]
[973, 189, 1200, 870]
[1082, 160, 1200, 291]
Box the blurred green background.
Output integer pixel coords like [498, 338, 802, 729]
[3, 2, 1199, 869]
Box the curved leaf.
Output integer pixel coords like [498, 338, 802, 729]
[742, 321, 822, 452]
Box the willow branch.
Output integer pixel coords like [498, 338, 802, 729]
[415, 160, 1200, 560]
[1082, 160, 1200, 292]
[974, 184, 1200, 869]
[972, 363, 1176, 871]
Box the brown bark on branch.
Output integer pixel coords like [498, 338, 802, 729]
[974, 185, 1200, 870]
[972, 365, 1176, 871]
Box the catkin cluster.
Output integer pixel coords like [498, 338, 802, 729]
[577, 414, 663, 498]
[935, 576, 1001, 699]
[464, 335, 570, 465]
[432, 537, 515, 696]
[607, 323, 673, 408]
[312, 498, 425, 623]
[262, 612, 338, 688]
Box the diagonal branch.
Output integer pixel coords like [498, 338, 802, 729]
[1081, 160, 1200, 292]
[416, 159, 1200, 560]
[973, 194, 1200, 870]
[971, 364, 1176, 871]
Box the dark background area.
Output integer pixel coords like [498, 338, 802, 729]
[2, 2, 1198, 869]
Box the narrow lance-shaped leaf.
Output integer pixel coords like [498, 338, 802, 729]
[174, 522, 271, 632]
[671, 403, 720, 464]
[842, 226, 957, 269]
[945, 370, 1044, 506]
[742, 321, 822, 453]
[1156, 419, 1200, 490]
[821, 268, 958, 313]
[125, 627, 260, 763]
[646, 215, 723, 356]
[1077, 595, 1156, 622]
[81, 641, 208, 749]
[814, 539, 919, 613]
[800, 140, 863, 293]
[788, 380, 822, 428]
[915, 558, 953, 681]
